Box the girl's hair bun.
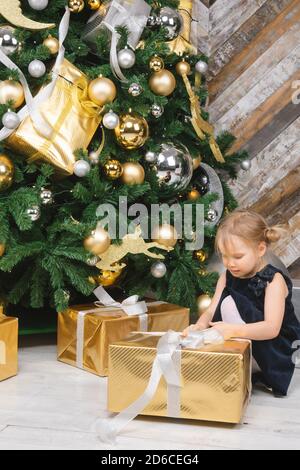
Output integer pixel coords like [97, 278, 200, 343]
[264, 226, 285, 244]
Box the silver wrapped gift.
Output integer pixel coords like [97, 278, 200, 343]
[83, 0, 151, 81]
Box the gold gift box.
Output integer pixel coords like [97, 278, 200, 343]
[0, 311, 18, 382]
[57, 303, 189, 377]
[6, 60, 102, 175]
[108, 333, 251, 424]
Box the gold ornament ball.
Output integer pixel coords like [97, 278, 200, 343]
[0, 244, 5, 257]
[103, 159, 123, 180]
[0, 80, 25, 108]
[192, 156, 202, 170]
[83, 227, 111, 255]
[151, 224, 178, 248]
[121, 162, 145, 185]
[68, 0, 85, 13]
[43, 35, 59, 55]
[198, 269, 207, 277]
[175, 60, 191, 76]
[149, 55, 164, 72]
[0, 154, 14, 192]
[195, 249, 207, 263]
[187, 188, 201, 201]
[88, 76, 117, 106]
[149, 69, 176, 97]
[115, 111, 149, 150]
[88, 0, 102, 9]
[197, 294, 212, 314]
[94, 269, 123, 287]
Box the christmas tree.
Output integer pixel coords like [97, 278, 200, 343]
[0, 0, 248, 320]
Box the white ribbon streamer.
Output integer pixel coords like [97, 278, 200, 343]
[0, 7, 70, 141]
[96, 329, 225, 444]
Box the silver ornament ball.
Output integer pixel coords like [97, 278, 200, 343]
[88, 151, 100, 166]
[206, 208, 218, 222]
[86, 255, 100, 266]
[27, 205, 41, 222]
[0, 26, 19, 56]
[240, 159, 251, 171]
[74, 160, 91, 177]
[147, 14, 159, 28]
[150, 103, 164, 118]
[118, 47, 136, 69]
[195, 60, 208, 75]
[102, 110, 119, 129]
[154, 142, 193, 196]
[145, 150, 157, 163]
[158, 7, 183, 40]
[128, 83, 142, 97]
[28, 59, 46, 78]
[28, 0, 49, 10]
[40, 188, 53, 205]
[151, 261, 167, 278]
[2, 111, 20, 129]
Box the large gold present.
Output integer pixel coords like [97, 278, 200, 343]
[5, 59, 102, 175]
[57, 302, 189, 377]
[0, 310, 18, 382]
[108, 332, 251, 424]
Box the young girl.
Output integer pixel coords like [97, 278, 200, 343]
[183, 209, 300, 397]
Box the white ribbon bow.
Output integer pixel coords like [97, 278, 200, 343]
[0, 7, 70, 142]
[96, 329, 224, 444]
[94, 285, 148, 317]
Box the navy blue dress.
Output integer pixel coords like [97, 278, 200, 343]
[212, 264, 300, 395]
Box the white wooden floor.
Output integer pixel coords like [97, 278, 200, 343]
[0, 334, 299, 450]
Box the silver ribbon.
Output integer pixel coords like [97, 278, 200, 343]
[0, 7, 70, 141]
[96, 329, 225, 444]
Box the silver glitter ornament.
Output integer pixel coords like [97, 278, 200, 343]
[40, 188, 53, 205]
[151, 261, 167, 278]
[88, 151, 100, 166]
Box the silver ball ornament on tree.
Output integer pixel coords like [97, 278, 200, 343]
[206, 208, 218, 222]
[2, 111, 20, 129]
[154, 142, 193, 195]
[28, 0, 49, 9]
[128, 83, 142, 97]
[86, 255, 100, 266]
[27, 205, 41, 222]
[195, 60, 208, 75]
[0, 26, 19, 56]
[147, 14, 159, 28]
[117, 47, 136, 69]
[151, 261, 167, 278]
[150, 103, 164, 118]
[40, 188, 53, 205]
[88, 151, 100, 166]
[145, 150, 157, 163]
[73, 160, 91, 177]
[102, 110, 119, 129]
[28, 60, 46, 78]
[158, 7, 183, 40]
[240, 159, 251, 171]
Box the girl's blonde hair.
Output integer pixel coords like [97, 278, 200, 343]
[215, 209, 286, 253]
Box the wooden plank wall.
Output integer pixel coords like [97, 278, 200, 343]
[192, 0, 300, 269]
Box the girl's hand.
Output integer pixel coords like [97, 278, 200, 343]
[182, 323, 207, 337]
[209, 322, 237, 340]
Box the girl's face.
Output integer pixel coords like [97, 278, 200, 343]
[218, 235, 267, 278]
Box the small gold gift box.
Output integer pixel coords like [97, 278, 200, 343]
[0, 310, 18, 382]
[57, 302, 189, 377]
[108, 333, 251, 424]
[6, 60, 102, 175]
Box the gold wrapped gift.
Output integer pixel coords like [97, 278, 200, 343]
[108, 333, 251, 424]
[0, 310, 18, 382]
[57, 302, 189, 377]
[6, 60, 102, 175]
